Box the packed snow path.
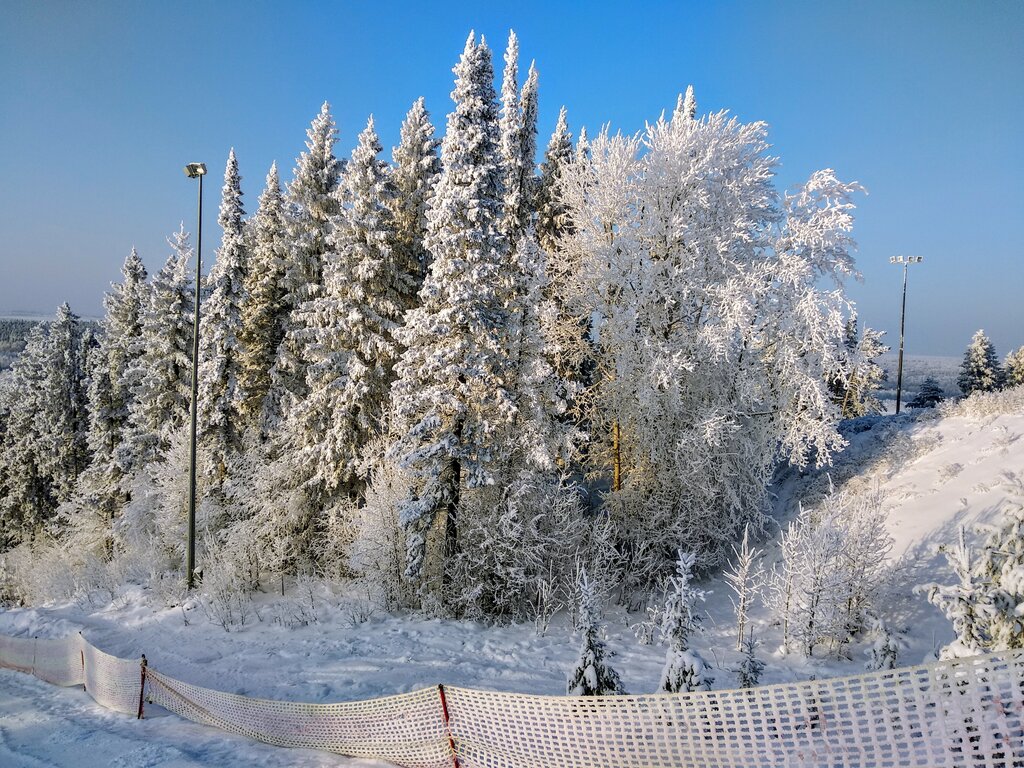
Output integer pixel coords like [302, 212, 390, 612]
[0, 669, 391, 768]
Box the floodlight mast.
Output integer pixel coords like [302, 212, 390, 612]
[890, 255, 924, 415]
[183, 162, 206, 589]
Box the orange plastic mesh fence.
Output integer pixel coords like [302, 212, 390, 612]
[2, 631, 1024, 768]
[145, 670, 452, 767]
[445, 651, 1024, 768]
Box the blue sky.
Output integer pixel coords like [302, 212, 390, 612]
[1, 0, 1021, 356]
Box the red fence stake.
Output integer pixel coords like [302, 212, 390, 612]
[137, 655, 148, 720]
[437, 684, 460, 768]
[79, 632, 86, 693]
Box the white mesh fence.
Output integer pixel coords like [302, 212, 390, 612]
[1, 630, 1023, 768]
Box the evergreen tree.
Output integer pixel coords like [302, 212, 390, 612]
[268, 103, 342, 426]
[736, 632, 765, 688]
[566, 568, 626, 696]
[0, 326, 52, 542]
[36, 303, 89, 504]
[292, 116, 403, 501]
[908, 376, 945, 409]
[536, 106, 574, 254]
[238, 163, 288, 429]
[126, 226, 194, 464]
[390, 33, 515, 579]
[958, 329, 1004, 396]
[389, 98, 441, 309]
[659, 551, 713, 693]
[498, 31, 539, 239]
[1003, 346, 1024, 388]
[198, 149, 248, 480]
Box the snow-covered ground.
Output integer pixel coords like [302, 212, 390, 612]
[2, 400, 1021, 765]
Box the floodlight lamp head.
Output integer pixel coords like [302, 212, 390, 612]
[890, 256, 900, 264]
[184, 163, 207, 178]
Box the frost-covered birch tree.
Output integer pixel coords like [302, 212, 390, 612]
[554, 94, 862, 588]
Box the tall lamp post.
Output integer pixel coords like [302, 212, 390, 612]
[890, 255, 923, 415]
[183, 162, 207, 589]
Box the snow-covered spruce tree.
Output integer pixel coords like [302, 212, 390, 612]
[923, 478, 1024, 656]
[290, 116, 404, 503]
[1005, 346, 1024, 389]
[0, 326, 53, 543]
[238, 163, 288, 430]
[921, 527, 987, 658]
[498, 30, 539, 240]
[736, 631, 765, 688]
[659, 551, 713, 693]
[124, 226, 194, 466]
[390, 33, 516, 581]
[908, 376, 945, 409]
[35, 303, 90, 505]
[388, 97, 441, 310]
[958, 329, 1005, 396]
[567, 567, 626, 696]
[555, 95, 860, 589]
[267, 103, 342, 429]
[198, 149, 248, 481]
[536, 106, 574, 254]
[864, 617, 900, 670]
[724, 525, 763, 651]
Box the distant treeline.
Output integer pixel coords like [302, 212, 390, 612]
[0, 319, 100, 370]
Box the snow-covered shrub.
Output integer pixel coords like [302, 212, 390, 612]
[736, 632, 765, 688]
[658, 551, 712, 693]
[767, 483, 893, 657]
[446, 472, 602, 624]
[908, 376, 945, 409]
[864, 617, 900, 670]
[0, 541, 116, 607]
[567, 567, 625, 696]
[198, 545, 256, 632]
[940, 384, 1024, 419]
[921, 475, 1024, 657]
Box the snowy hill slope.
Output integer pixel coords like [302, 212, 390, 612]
[0, 389, 1021, 765]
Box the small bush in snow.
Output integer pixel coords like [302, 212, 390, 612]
[864, 617, 900, 670]
[767, 482, 893, 657]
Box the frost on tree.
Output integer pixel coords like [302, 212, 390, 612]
[554, 93, 861, 589]
[829, 316, 887, 418]
[390, 33, 515, 579]
[498, 30, 539, 239]
[1005, 346, 1024, 389]
[125, 226, 195, 465]
[958, 329, 1005, 396]
[198, 149, 248, 481]
[567, 568, 625, 696]
[290, 116, 405, 503]
[389, 98, 440, 310]
[267, 102, 342, 428]
[658, 551, 713, 693]
[239, 163, 288, 430]
[923, 477, 1024, 657]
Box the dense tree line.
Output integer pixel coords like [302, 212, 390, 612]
[1, 31, 883, 619]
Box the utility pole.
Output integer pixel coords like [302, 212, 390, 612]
[889, 255, 923, 414]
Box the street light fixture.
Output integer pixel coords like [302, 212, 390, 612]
[890, 255, 924, 415]
[183, 161, 206, 589]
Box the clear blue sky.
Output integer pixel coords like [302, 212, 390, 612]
[1, 0, 1021, 356]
